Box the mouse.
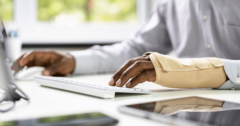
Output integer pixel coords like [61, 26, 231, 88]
[14, 67, 45, 80]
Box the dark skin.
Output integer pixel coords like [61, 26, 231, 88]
[11, 50, 156, 88]
[11, 50, 76, 76]
[108, 55, 156, 88]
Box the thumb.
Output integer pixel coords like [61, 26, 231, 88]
[42, 62, 62, 76]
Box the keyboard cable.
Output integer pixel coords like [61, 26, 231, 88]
[0, 92, 16, 113]
[0, 83, 30, 113]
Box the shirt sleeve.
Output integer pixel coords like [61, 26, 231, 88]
[69, 1, 173, 74]
[217, 59, 240, 90]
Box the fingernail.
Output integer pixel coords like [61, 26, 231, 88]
[116, 79, 121, 86]
[109, 78, 114, 86]
[126, 82, 131, 87]
[43, 70, 50, 76]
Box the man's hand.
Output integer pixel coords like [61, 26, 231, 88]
[11, 50, 76, 76]
[108, 55, 156, 88]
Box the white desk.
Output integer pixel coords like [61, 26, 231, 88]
[1, 48, 240, 125]
[1, 74, 240, 126]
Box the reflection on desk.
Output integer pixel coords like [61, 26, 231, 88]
[1, 74, 240, 126]
[126, 96, 240, 126]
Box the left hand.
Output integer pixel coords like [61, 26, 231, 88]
[108, 55, 156, 88]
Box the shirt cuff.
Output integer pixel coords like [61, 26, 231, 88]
[222, 101, 240, 110]
[68, 50, 95, 74]
[217, 59, 240, 90]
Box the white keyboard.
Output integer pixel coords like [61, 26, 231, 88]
[35, 76, 152, 99]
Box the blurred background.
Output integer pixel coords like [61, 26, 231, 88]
[0, 0, 157, 46]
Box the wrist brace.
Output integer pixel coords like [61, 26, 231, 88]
[146, 52, 227, 88]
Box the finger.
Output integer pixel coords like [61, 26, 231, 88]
[42, 61, 64, 76]
[20, 50, 60, 67]
[11, 53, 26, 71]
[116, 61, 154, 87]
[109, 56, 150, 86]
[12, 63, 24, 75]
[126, 69, 156, 88]
[19, 51, 40, 67]
[13, 66, 26, 75]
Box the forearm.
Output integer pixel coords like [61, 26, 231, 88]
[69, 41, 140, 74]
[148, 52, 227, 88]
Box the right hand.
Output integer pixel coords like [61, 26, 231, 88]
[11, 50, 76, 76]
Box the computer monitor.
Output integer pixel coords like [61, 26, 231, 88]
[0, 22, 3, 42]
[0, 22, 29, 109]
[0, 24, 10, 90]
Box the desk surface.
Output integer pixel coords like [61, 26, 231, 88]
[1, 74, 240, 126]
[1, 48, 240, 126]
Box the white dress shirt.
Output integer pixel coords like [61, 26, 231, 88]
[69, 0, 240, 89]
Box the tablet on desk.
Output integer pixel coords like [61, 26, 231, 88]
[0, 112, 118, 126]
[118, 96, 240, 126]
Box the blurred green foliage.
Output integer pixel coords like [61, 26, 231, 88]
[38, 0, 136, 22]
[0, 0, 13, 21]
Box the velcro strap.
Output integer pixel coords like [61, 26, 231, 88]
[192, 58, 209, 69]
[148, 52, 223, 71]
[207, 58, 224, 67]
[179, 59, 193, 66]
[155, 53, 172, 71]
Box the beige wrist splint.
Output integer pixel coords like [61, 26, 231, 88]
[146, 52, 227, 88]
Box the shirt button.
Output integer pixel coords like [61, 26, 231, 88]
[203, 15, 208, 21]
[207, 44, 211, 49]
[236, 78, 240, 83]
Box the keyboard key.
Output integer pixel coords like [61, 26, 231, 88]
[125, 88, 135, 91]
[134, 88, 142, 91]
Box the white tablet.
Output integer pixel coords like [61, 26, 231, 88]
[118, 96, 240, 126]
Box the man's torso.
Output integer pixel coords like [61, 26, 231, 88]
[162, 0, 240, 59]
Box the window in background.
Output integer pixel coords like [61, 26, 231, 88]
[38, 0, 136, 24]
[0, 0, 13, 21]
[3, 0, 153, 44]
